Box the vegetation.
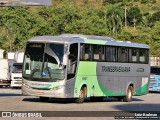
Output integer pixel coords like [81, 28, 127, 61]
[0, 0, 160, 56]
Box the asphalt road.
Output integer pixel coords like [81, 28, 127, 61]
[0, 87, 160, 120]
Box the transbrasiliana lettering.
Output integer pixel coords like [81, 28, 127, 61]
[102, 66, 130, 72]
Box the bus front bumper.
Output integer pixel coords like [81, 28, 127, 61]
[22, 85, 66, 98]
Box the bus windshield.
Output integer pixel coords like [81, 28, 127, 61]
[151, 67, 160, 75]
[22, 43, 65, 82]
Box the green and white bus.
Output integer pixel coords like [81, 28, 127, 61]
[22, 34, 150, 103]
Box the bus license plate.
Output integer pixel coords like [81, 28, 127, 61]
[36, 92, 44, 95]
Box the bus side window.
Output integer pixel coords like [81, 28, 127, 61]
[93, 45, 105, 61]
[106, 46, 117, 62]
[93, 45, 100, 61]
[118, 47, 128, 63]
[139, 49, 147, 63]
[99, 46, 105, 61]
[82, 44, 92, 61]
[129, 48, 138, 63]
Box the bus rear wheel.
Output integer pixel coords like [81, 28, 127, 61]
[75, 87, 87, 103]
[123, 86, 133, 102]
[39, 97, 49, 102]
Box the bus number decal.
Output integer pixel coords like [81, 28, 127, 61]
[82, 77, 88, 80]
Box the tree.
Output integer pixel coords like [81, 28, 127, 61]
[127, 7, 142, 29]
[142, 12, 153, 27]
[121, 0, 133, 27]
[151, 21, 160, 42]
[106, 6, 124, 36]
[103, 0, 123, 4]
[38, 3, 83, 35]
[0, 7, 43, 51]
[149, 11, 160, 26]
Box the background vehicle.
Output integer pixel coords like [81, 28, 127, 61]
[0, 59, 13, 87]
[10, 50, 24, 88]
[22, 34, 150, 103]
[149, 66, 160, 92]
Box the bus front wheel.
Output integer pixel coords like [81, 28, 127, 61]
[123, 86, 133, 102]
[75, 87, 87, 103]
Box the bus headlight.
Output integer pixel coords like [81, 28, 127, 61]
[51, 85, 65, 91]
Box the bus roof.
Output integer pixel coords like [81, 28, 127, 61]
[27, 34, 150, 49]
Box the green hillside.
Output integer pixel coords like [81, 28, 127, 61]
[0, 0, 160, 55]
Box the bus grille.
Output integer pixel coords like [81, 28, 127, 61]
[14, 77, 22, 79]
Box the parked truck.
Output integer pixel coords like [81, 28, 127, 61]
[0, 59, 13, 87]
[10, 50, 24, 88]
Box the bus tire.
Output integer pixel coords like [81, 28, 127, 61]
[75, 87, 87, 103]
[39, 97, 49, 102]
[123, 86, 133, 102]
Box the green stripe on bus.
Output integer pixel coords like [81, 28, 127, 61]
[98, 81, 126, 96]
[75, 61, 125, 97]
[74, 62, 97, 97]
[48, 82, 60, 89]
[84, 39, 107, 45]
[76, 62, 97, 75]
[32, 82, 60, 90]
[135, 83, 149, 95]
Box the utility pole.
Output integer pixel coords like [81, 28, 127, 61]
[133, 17, 137, 30]
[124, 4, 127, 27]
[123, 0, 128, 27]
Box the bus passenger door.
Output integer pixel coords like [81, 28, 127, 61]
[66, 43, 78, 97]
[67, 43, 78, 79]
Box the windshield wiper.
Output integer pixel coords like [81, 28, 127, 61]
[46, 67, 52, 79]
[30, 68, 39, 79]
